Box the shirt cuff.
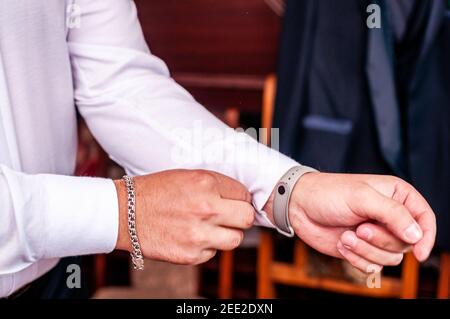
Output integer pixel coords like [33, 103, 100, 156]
[37, 174, 119, 259]
[241, 143, 300, 229]
[253, 162, 318, 230]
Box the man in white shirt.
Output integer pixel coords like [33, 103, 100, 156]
[0, 1, 436, 298]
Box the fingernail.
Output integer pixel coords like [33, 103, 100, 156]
[341, 231, 357, 249]
[358, 227, 373, 241]
[417, 247, 429, 262]
[404, 223, 423, 242]
[402, 246, 413, 253]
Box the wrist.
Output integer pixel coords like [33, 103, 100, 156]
[287, 171, 319, 231]
[263, 170, 319, 235]
[114, 179, 131, 252]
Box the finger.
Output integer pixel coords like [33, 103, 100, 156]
[401, 187, 436, 262]
[212, 199, 255, 229]
[340, 231, 404, 266]
[209, 171, 252, 203]
[349, 186, 423, 244]
[365, 177, 436, 262]
[337, 241, 383, 274]
[195, 249, 217, 265]
[412, 210, 436, 261]
[207, 227, 244, 251]
[356, 223, 411, 253]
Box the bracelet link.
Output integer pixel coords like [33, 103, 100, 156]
[122, 175, 145, 270]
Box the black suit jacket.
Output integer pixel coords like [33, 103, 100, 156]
[274, 0, 450, 250]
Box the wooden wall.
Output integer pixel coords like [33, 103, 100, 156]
[134, 0, 283, 114]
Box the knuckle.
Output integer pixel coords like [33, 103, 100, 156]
[195, 200, 214, 217]
[230, 231, 244, 249]
[186, 228, 206, 247]
[181, 251, 200, 265]
[392, 176, 413, 189]
[209, 249, 217, 259]
[184, 250, 217, 265]
[243, 209, 255, 229]
[193, 171, 217, 189]
[193, 232, 207, 247]
[200, 250, 217, 264]
[382, 174, 405, 189]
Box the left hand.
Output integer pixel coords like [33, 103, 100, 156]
[263, 172, 436, 273]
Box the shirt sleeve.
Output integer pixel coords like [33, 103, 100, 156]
[0, 164, 118, 277]
[68, 0, 301, 227]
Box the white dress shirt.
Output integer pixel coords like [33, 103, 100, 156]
[0, 0, 300, 297]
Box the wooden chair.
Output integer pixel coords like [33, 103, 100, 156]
[218, 250, 235, 298]
[216, 107, 242, 299]
[257, 74, 420, 299]
[437, 252, 450, 299]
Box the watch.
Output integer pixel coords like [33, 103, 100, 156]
[273, 166, 317, 237]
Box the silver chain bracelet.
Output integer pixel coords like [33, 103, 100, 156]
[122, 175, 145, 270]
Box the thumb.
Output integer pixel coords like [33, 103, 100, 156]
[349, 186, 423, 244]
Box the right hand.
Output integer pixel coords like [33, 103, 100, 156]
[114, 169, 255, 265]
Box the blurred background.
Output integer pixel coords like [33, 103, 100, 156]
[74, 0, 449, 299]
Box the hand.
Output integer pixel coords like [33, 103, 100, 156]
[263, 172, 436, 272]
[114, 169, 255, 265]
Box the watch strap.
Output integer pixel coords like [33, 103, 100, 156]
[273, 166, 317, 237]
